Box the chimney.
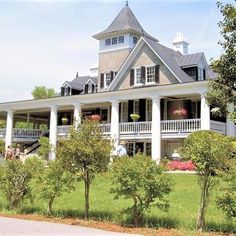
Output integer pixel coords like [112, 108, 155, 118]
[173, 32, 189, 55]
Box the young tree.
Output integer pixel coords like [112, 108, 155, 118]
[58, 119, 111, 219]
[37, 137, 52, 160]
[206, 2, 236, 120]
[182, 130, 233, 232]
[0, 139, 4, 157]
[34, 159, 76, 215]
[111, 154, 173, 227]
[0, 157, 44, 209]
[31, 86, 57, 99]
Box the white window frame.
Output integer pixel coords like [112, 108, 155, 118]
[104, 73, 111, 88]
[105, 38, 111, 46]
[146, 99, 152, 121]
[121, 102, 128, 122]
[118, 36, 124, 44]
[133, 100, 139, 115]
[146, 65, 155, 84]
[134, 67, 143, 86]
[112, 37, 117, 45]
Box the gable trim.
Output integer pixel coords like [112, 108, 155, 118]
[85, 78, 96, 86]
[60, 81, 72, 89]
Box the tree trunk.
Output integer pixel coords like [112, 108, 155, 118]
[84, 170, 90, 220]
[197, 175, 210, 232]
[47, 196, 55, 215]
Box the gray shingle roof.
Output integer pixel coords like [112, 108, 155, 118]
[144, 37, 194, 83]
[62, 76, 98, 91]
[93, 4, 158, 42]
[175, 53, 204, 67]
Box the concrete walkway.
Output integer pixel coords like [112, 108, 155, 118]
[0, 217, 140, 236]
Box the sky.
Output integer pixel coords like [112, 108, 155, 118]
[0, 0, 234, 102]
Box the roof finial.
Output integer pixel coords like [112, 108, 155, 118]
[126, 1, 128, 7]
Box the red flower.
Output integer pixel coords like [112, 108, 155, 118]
[172, 107, 188, 117]
[90, 114, 101, 121]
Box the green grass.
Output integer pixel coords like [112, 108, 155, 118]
[0, 173, 235, 233]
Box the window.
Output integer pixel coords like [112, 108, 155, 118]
[133, 36, 137, 44]
[112, 37, 117, 45]
[105, 73, 111, 88]
[134, 100, 139, 114]
[146, 66, 155, 83]
[105, 38, 111, 46]
[135, 68, 142, 84]
[84, 84, 89, 94]
[118, 36, 124, 43]
[146, 100, 152, 121]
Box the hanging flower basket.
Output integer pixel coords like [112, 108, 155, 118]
[61, 117, 68, 125]
[90, 114, 101, 121]
[130, 113, 140, 122]
[172, 107, 187, 117]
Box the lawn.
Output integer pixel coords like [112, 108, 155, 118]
[0, 172, 235, 233]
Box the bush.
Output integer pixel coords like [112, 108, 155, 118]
[111, 154, 173, 227]
[0, 157, 44, 209]
[167, 160, 196, 171]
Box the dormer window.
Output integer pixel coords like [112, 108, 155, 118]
[133, 36, 137, 44]
[135, 68, 142, 84]
[112, 37, 117, 45]
[118, 36, 124, 43]
[105, 38, 111, 46]
[105, 73, 111, 87]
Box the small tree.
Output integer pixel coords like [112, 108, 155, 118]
[111, 154, 172, 227]
[34, 159, 76, 215]
[0, 157, 44, 209]
[58, 119, 111, 219]
[32, 86, 57, 99]
[182, 130, 233, 232]
[0, 139, 5, 156]
[37, 137, 52, 160]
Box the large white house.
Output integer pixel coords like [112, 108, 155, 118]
[0, 3, 235, 162]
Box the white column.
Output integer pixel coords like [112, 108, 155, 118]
[5, 110, 14, 150]
[110, 100, 119, 148]
[49, 105, 58, 160]
[26, 113, 30, 127]
[151, 96, 161, 164]
[73, 103, 81, 128]
[227, 103, 235, 136]
[200, 94, 210, 130]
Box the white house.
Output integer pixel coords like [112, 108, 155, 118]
[0, 3, 235, 162]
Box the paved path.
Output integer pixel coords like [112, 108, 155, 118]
[0, 217, 140, 236]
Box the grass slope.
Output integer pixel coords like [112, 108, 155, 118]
[0, 173, 235, 233]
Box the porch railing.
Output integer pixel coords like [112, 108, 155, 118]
[57, 125, 71, 136]
[161, 119, 201, 133]
[0, 129, 6, 138]
[13, 128, 46, 140]
[120, 121, 152, 134]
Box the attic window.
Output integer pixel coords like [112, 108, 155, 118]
[105, 38, 111, 46]
[118, 36, 124, 43]
[112, 37, 117, 45]
[133, 36, 137, 44]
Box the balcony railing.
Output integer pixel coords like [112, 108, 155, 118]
[2, 119, 232, 141]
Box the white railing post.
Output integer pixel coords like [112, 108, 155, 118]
[201, 94, 210, 130]
[5, 110, 14, 150]
[151, 96, 161, 164]
[49, 105, 58, 160]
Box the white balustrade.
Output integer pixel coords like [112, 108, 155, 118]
[210, 121, 227, 135]
[57, 125, 71, 136]
[13, 128, 46, 140]
[161, 119, 201, 133]
[119, 121, 152, 134]
[100, 123, 111, 134]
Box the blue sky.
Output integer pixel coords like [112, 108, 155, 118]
[0, 0, 233, 102]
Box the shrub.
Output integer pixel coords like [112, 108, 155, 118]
[111, 154, 173, 227]
[0, 157, 44, 209]
[167, 160, 196, 171]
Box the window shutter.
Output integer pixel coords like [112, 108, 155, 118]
[100, 73, 104, 89]
[128, 100, 134, 122]
[139, 99, 146, 121]
[130, 69, 134, 86]
[110, 71, 114, 82]
[61, 87, 65, 96]
[141, 66, 145, 84]
[155, 65, 160, 83]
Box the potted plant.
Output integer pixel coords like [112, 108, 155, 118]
[130, 113, 140, 122]
[61, 117, 68, 125]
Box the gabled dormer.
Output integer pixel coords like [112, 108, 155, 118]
[92, 2, 158, 91]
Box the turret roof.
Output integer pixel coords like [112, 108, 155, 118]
[93, 3, 158, 42]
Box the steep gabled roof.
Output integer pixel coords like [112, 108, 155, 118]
[175, 53, 204, 67]
[93, 3, 158, 42]
[143, 37, 193, 83]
